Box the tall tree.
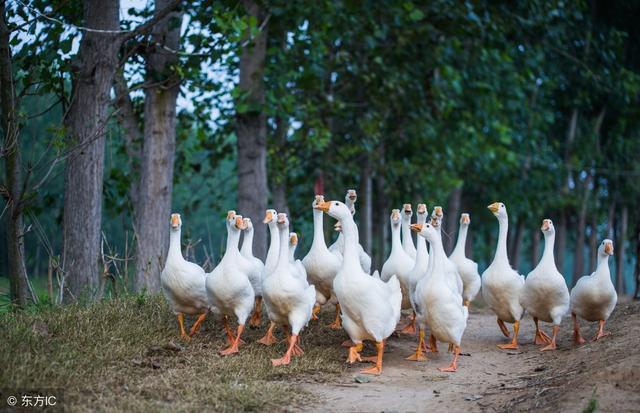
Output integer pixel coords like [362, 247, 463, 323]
[236, 0, 269, 259]
[133, 0, 183, 292]
[0, 0, 29, 306]
[62, 0, 120, 302]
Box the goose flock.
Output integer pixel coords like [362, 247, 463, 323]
[161, 190, 618, 375]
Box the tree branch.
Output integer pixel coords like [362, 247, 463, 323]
[119, 0, 182, 42]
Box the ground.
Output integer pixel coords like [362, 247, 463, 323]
[1, 294, 638, 412]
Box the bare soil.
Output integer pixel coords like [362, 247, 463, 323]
[296, 301, 640, 413]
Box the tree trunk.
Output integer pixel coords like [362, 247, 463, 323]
[633, 221, 640, 299]
[0, 2, 29, 306]
[133, 0, 182, 293]
[236, 0, 268, 260]
[361, 160, 372, 253]
[589, 211, 598, 271]
[271, 116, 289, 217]
[510, 218, 524, 270]
[445, 185, 462, 254]
[531, 228, 540, 269]
[616, 205, 628, 295]
[573, 173, 593, 285]
[61, 0, 120, 302]
[556, 213, 567, 276]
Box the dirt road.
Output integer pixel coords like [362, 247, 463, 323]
[298, 302, 640, 413]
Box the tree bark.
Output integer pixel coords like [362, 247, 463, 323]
[61, 0, 120, 302]
[616, 205, 628, 295]
[133, 0, 182, 293]
[510, 218, 524, 270]
[236, 0, 269, 260]
[633, 221, 640, 299]
[445, 185, 462, 254]
[361, 159, 372, 253]
[271, 116, 289, 216]
[0, 2, 29, 306]
[573, 173, 593, 285]
[531, 227, 540, 269]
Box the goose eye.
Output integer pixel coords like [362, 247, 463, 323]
[334, 202, 339, 206]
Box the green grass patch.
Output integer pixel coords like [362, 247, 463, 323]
[0, 294, 346, 411]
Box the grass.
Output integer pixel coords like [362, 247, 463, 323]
[582, 388, 599, 413]
[0, 294, 348, 412]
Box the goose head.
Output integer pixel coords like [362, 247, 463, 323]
[411, 221, 438, 244]
[541, 218, 555, 235]
[460, 213, 470, 226]
[276, 212, 289, 229]
[170, 213, 182, 231]
[488, 202, 507, 219]
[314, 199, 352, 223]
[416, 203, 428, 224]
[263, 209, 278, 226]
[312, 194, 325, 208]
[243, 217, 254, 233]
[233, 214, 247, 231]
[289, 232, 298, 247]
[431, 206, 443, 227]
[226, 210, 237, 228]
[345, 189, 357, 215]
[390, 209, 402, 228]
[598, 239, 614, 257]
[403, 204, 413, 221]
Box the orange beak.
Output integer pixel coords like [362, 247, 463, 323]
[417, 204, 427, 214]
[410, 223, 423, 233]
[347, 189, 357, 200]
[277, 213, 286, 224]
[391, 209, 401, 221]
[227, 210, 236, 220]
[488, 203, 500, 213]
[604, 242, 614, 255]
[314, 200, 332, 213]
[235, 216, 245, 229]
[263, 210, 273, 224]
[403, 203, 412, 214]
[433, 206, 443, 217]
[460, 213, 470, 225]
[541, 219, 551, 231]
[170, 214, 180, 228]
[290, 233, 298, 245]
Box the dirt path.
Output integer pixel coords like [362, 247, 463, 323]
[297, 302, 640, 413]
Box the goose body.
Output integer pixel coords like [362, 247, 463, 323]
[205, 212, 255, 355]
[302, 195, 342, 308]
[161, 213, 210, 339]
[240, 218, 265, 298]
[413, 221, 467, 372]
[521, 219, 570, 350]
[318, 199, 402, 375]
[261, 213, 316, 365]
[449, 213, 481, 306]
[432, 207, 463, 295]
[570, 239, 617, 343]
[381, 209, 415, 310]
[481, 202, 525, 349]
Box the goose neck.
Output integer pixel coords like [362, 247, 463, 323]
[168, 229, 184, 262]
[276, 224, 290, 271]
[341, 215, 361, 269]
[494, 216, 509, 262]
[240, 228, 254, 257]
[391, 222, 402, 253]
[452, 224, 468, 256]
[540, 230, 556, 268]
[311, 210, 328, 249]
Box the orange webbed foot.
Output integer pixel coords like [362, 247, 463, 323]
[540, 342, 557, 351]
[219, 344, 239, 356]
[347, 344, 363, 364]
[248, 312, 262, 328]
[592, 331, 611, 342]
[398, 321, 417, 335]
[534, 330, 552, 345]
[574, 331, 586, 345]
[406, 351, 428, 361]
[360, 365, 382, 375]
[497, 342, 519, 350]
[438, 365, 457, 373]
[271, 354, 292, 366]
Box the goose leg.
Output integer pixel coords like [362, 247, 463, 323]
[497, 318, 511, 338]
[533, 317, 552, 345]
[311, 303, 321, 320]
[283, 325, 304, 356]
[541, 325, 560, 351]
[272, 334, 299, 366]
[429, 333, 439, 353]
[360, 341, 384, 375]
[248, 297, 263, 328]
[188, 312, 208, 337]
[220, 324, 244, 356]
[572, 313, 586, 344]
[497, 320, 520, 350]
[347, 343, 363, 363]
[177, 313, 190, 341]
[398, 311, 417, 335]
[328, 304, 342, 329]
[258, 322, 278, 346]
[438, 344, 460, 372]
[592, 319, 611, 342]
[406, 329, 428, 361]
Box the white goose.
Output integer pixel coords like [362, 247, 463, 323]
[412, 220, 468, 372]
[432, 207, 463, 295]
[401, 203, 417, 259]
[205, 211, 255, 356]
[256, 209, 279, 341]
[329, 189, 372, 273]
[302, 195, 342, 323]
[317, 199, 402, 375]
[521, 219, 570, 351]
[381, 209, 415, 311]
[570, 239, 617, 344]
[449, 213, 481, 307]
[261, 213, 316, 366]
[161, 213, 210, 340]
[241, 217, 265, 328]
[402, 203, 430, 335]
[481, 202, 525, 349]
